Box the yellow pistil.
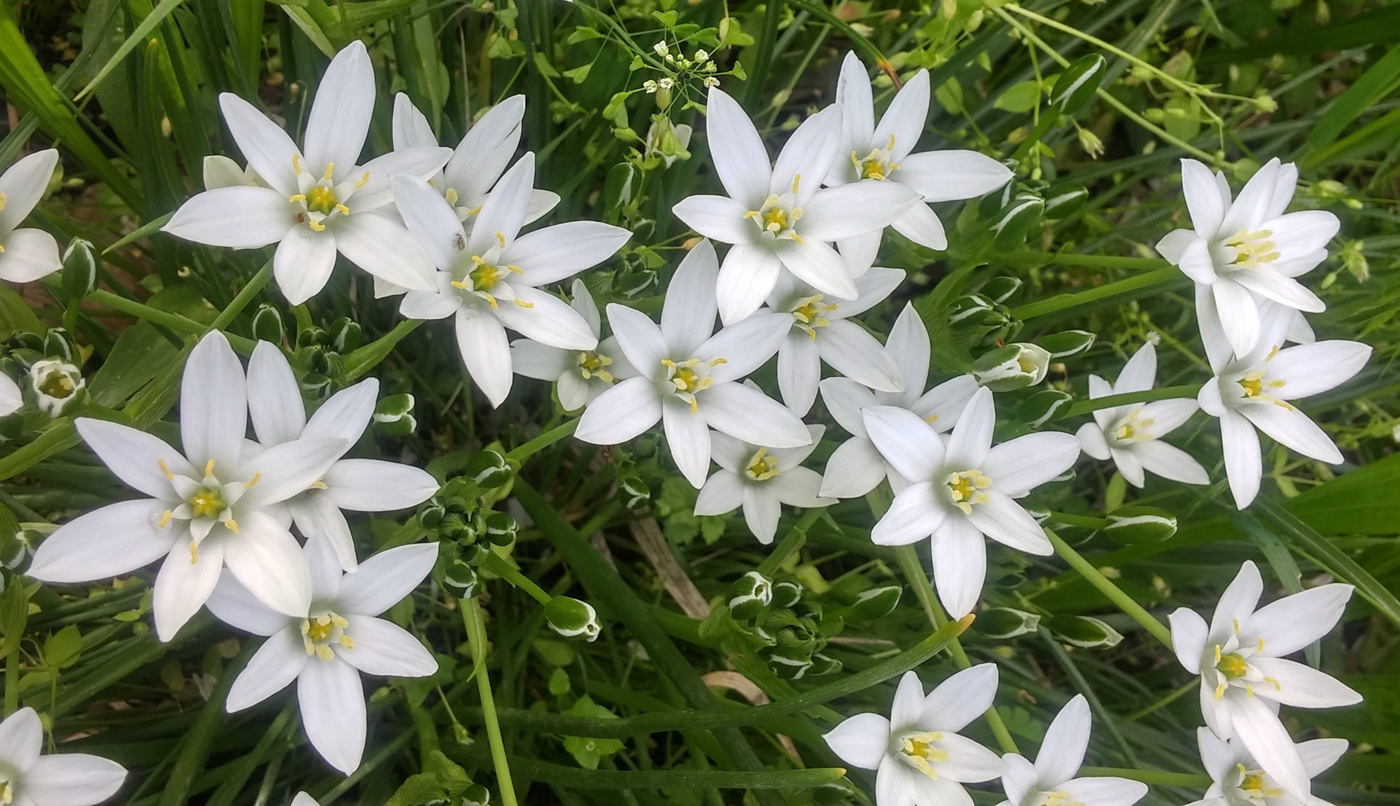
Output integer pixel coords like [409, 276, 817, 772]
[745, 448, 781, 481]
[189, 487, 225, 519]
[578, 351, 614, 382]
[946, 469, 992, 514]
[469, 256, 502, 291]
[306, 185, 338, 215]
[1216, 652, 1249, 680]
[1226, 229, 1281, 269]
[899, 731, 948, 779]
[791, 295, 838, 338]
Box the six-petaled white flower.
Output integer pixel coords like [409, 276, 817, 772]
[0, 707, 126, 806]
[695, 423, 834, 543]
[0, 150, 62, 284]
[827, 53, 1013, 269]
[1188, 727, 1347, 806]
[864, 387, 1080, 617]
[163, 41, 452, 304]
[392, 154, 631, 408]
[672, 88, 921, 324]
[997, 695, 1148, 806]
[1156, 158, 1338, 357]
[246, 341, 440, 570]
[574, 240, 810, 487]
[765, 267, 905, 416]
[1075, 342, 1208, 488]
[824, 666, 1005, 806]
[819, 303, 979, 499]
[208, 538, 439, 775]
[1168, 560, 1361, 800]
[27, 331, 344, 641]
[510, 279, 638, 411]
[1196, 298, 1370, 509]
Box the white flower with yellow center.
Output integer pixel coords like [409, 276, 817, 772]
[511, 279, 638, 411]
[695, 423, 834, 543]
[575, 240, 811, 488]
[0, 149, 62, 283]
[1168, 561, 1360, 801]
[391, 154, 631, 408]
[1075, 342, 1208, 488]
[824, 666, 1005, 806]
[208, 538, 439, 775]
[765, 267, 905, 416]
[163, 41, 452, 305]
[826, 53, 1013, 270]
[245, 341, 440, 571]
[1188, 727, 1347, 806]
[863, 387, 1079, 618]
[997, 696, 1147, 806]
[27, 332, 346, 641]
[671, 88, 922, 324]
[0, 707, 127, 806]
[819, 303, 980, 499]
[1196, 297, 1370, 509]
[1155, 158, 1338, 357]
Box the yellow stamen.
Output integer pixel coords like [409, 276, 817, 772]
[204, 459, 215, 478]
[225, 517, 239, 534]
[245, 472, 261, 488]
[288, 194, 307, 203]
[159, 510, 172, 528]
[308, 218, 326, 232]
[158, 458, 174, 480]
[322, 163, 335, 181]
[291, 154, 302, 174]
[496, 230, 506, 248]
[189, 541, 199, 564]
[514, 299, 534, 308]
[309, 480, 329, 491]
[355, 171, 370, 188]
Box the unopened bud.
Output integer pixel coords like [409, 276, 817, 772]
[619, 473, 650, 508]
[1103, 506, 1177, 544]
[252, 304, 286, 344]
[846, 584, 901, 620]
[442, 558, 479, 598]
[372, 393, 417, 437]
[327, 317, 361, 353]
[972, 343, 1050, 391]
[546, 596, 601, 641]
[770, 579, 803, 609]
[464, 448, 512, 488]
[61, 239, 97, 300]
[975, 607, 1041, 639]
[727, 571, 773, 621]
[992, 192, 1043, 250]
[1037, 330, 1096, 360]
[1047, 614, 1123, 649]
[480, 511, 518, 546]
[1051, 54, 1106, 117]
[28, 359, 85, 417]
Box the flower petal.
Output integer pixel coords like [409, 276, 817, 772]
[510, 339, 571, 381]
[895, 150, 1014, 203]
[390, 93, 436, 150]
[695, 470, 744, 516]
[338, 615, 437, 677]
[1231, 692, 1311, 801]
[965, 491, 1051, 555]
[832, 54, 875, 177]
[778, 330, 821, 417]
[226, 627, 307, 711]
[672, 195, 753, 244]
[701, 382, 811, 448]
[323, 459, 439, 513]
[886, 304, 931, 403]
[1238, 403, 1341, 464]
[924, 663, 998, 734]
[303, 41, 373, 177]
[164, 187, 292, 249]
[937, 732, 1006, 783]
[181, 330, 248, 471]
[289, 496, 357, 573]
[1059, 777, 1149, 806]
[153, 539, 225, 642]
[0, 708, 41, 773]
[218, 93, 301, 195]
[1245, 583, 1352, 657]
[1002, 753, 1039, 806]
[1268, 341, 1370, 401]
[222, 511, 313, 618]
[467, 154, 534, 256]
[1035, 695, 1091, 786]
[20, 754, 128, 806]
[28, 500, 182, 584]
[334, 213, 438, 292]
[769, 466, 831, 509]
[456, 308, 514, 408]
[73, 418, 190, 499]
[663, 400, 712, 488]
[1211, 560, 1263, 645]
[1230, 267, 1324, 314]
[890, 670, 927, 732]
[1298, 738, 1348, 777]
[243, 437, 349, 507]
[946, 387, 994, 469]
[1181, 159, 1228, 241]
[716, 243, 783, 326]
[1155, 229, 1198, 264]
[1132, 440, 1210, 485]
[1220, 409, 1262, 509]
[1077, 422, 1111, 461]
[0, 228, 61, 283]
[818, 321, 903, 395]
[302, 378, 378, 445]
[392, 173, 466, 272]
[823, 711, 890, 771]
[444, 96, 526, 202]
[890, 203, 948, 251]
[507, 221, 631, 287]
[741, 484, 781, 544]
[494, 287, 598, 351]
[871, 482, 943, 546]
[799, 182, 919, 241]
[607, 303, 669, 371]
[704, 89, 772, 208]
[336, 543, 439, 617]
[773, 240, 857, 300]
[1219, 159, 1281, 237]
[863, 405, 945, 483]
[771, 104, 842, 205]
[820, 377, 877, 437]
[207, 572, 291, 636]
[873, 69, 930, 161]
[273, 226, 338, 306]
[1213, 279, 1261, 358]
[982, 433, 1079, 496]
[0, 150, 58, 233]
[298, 658, 367, 775]
[1113, 342, 1157, 395]
[819, 436, 887, 498]
[696, 312, 792, 382]
[247, 341, 307, 446]
[1250, 657, 1362, 709]
[352, 146, 451, 211]
[576, 376, 662, 445]
[932, 515, 986, 618]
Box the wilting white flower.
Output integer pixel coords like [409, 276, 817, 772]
[828, 53, 1013, 268]
[998, 695, 1147, 806]
[0, 149, 62, 283]
[672, 88, 921, 324]
[1075, 342, 1207, 487]
[695, 423, 833, 543]
[163, 42, 452, 305]
[1156, 158, 1337, 356]
[574, 240, 810, 487]
[864, 387, 1079, 617]
[1167, 560, 1361, 800]
[819, 303, 979, 499]
[27, 332, 345, 641]
[28, 359, 85, 417]
[510, 279, 638, 411]
[765, 267, 905, 416]
[824, 666, 1005, 806]
[245, 342, 440, 570]
[0, 373, 20, 417]
[392, 155, 631, 408]
[209, 538, 439, 775]
[1188, 727, 1347, 806]
[0, 707, 127, 805]
[1196, 297, 1370, 509]
[391, 94, 559, 228]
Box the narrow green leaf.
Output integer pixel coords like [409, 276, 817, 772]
[1305, 46, 1400, 153]
[74, 0, 186, 101]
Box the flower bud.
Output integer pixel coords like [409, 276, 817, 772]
[768, 647, 814, 679]
[846, 584, 902, 620]
[461, 783, 491, 806]
[1017, 389, 1072, 428]
[992, 192, 1043, 250]
[972, 343, 1050, 391]
[644, 117, 693, 168]
[1037, 330, 1095, 360]
[770, 579, 803, 609]
[1077, 128, 1105, 159]
[418, 502, 446, 529]
[61, 238, 97, 301]
[618, 473, 650, 509]
[975, 607, 1042, 639]
[372, 393, 417, 437]
[464, 448, 512, 489]
[480, 511, 518, 547]
[727, 571, 773, 621]
[1043, 183, 1089, 219]
[441, 558, 479, 599]
[1047, 614, 1123, 649]
[328, 317, 362, 353]
[980, 276, 1022, 305]
[806, 653, 842, 677]
[41, 329, 75, 363]
[1103, 505, 1177, 544]
[28, 359, 85, 417]
[1051, 54, 1106, 117]
[545, 596, 601, 642]
[252, 304, 286, 344]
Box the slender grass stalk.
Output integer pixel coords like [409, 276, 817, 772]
[462, 595, 519, 806]
[1045, 528, 1173, 647]
[1065, 385, 1200, 417]
[505, 418, 580, 463]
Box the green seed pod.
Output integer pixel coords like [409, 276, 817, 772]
[1103, 506, 1178, 544]
[61, 238, 97, 301]
[727, 571, 774, 621]
[1047, 614, 1123, 649]
[441, 558, 479, 598]
[847, 584, 902, 620]
[1038, 330, 1096, 360]
[972, 343, 1051, 391]
[974, 607, 1041, 639]
[252, 304, 286, 344]
[1043, 183, 1089, 219]
[464, 449, 513, 489]
[770, 579, 803, 609]
[980, 276, 1023, 305]
[992, 192, 1043, 250]
[481, 511, 518, 547]
[1051, 54, 1107, 117]
[373, 393, 417, 437]
[1019, 389, 1072, 428]
[545, 596, 602, 642]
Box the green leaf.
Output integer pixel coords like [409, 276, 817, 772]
[1306, 46, 1400, 153]
[74, 0, 186, 101]
[936, 78, 964, 115]
[45, 625, 83, 669]
[0, 581, 28, 658]
[994, 80, 1042, 113]
[0, 284, 42, 337]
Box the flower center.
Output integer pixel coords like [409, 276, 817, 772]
[36, 368, 76, 400]
[946, 469, 992, 514]
[851, 136, 899, 181]
[1110, 409, 1155, 445]
[0, 777, 13, 806]
[745, 448, 781, 481]
[791, 294, 838, 339]
[288, 157, 363, 232]
[189, 486, 226, 519]
[449, 233, 529, 311]
[660, 357, 724, 413]
[1225, 229, 1280, 269]
[1217, 652, 1250, 679]
[1036, 792, 1086, 806]
[1236, 765, 1284, 802]
[898, 731, 948, 779]
[155, 458, 260, 561]
[744, 176, 804, 242]
[577, 351, 614, 382]
[302, 611, 355, 661]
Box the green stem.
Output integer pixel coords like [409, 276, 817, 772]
[483, 553, 551, 605]
[1045, 528, 1173, 647]
[157, 639, 251, 806]
[994, 251, 1171, 271]
[1009, 267, 1184, 321]
[756, 507, 823, 577]
[4, 646, 18, 716]
[1065, 385, 1199, 418]
[210, 262, 271, 330]
[744, 0, 785, 106]
[505, 418, 579, 463]
[462, 595, 519, 806]
[1080, 767, 1210, 788]
[1048, 512, 1107, 529]
[343, 319, 423, 381]
[1126, 678, 1198, 721]
[893, 545, 1020, 754]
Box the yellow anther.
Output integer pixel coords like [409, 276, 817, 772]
[158, 458, 174, 480]
[292, 154, 302, 174]
[791, 174, 801, 194]
[322, 163, 335, 181]
[1214, 644, 1222, 662]
[316, 645, 334, 661]
[946, 470, 993, 514]
[709, 358, 728, 367]
[444, 188, 459, 205]
[308, 218, 326, 232]
[309, 480, 328, 491]
[496, 230, 506, 248]
[189, 540, 199, 564]
[924, 413, 940, 424]
[354, 171, 370, 188]
[1215, 682, 1226, 700]
[204, 459, 216, 478]
[1258, 637, 1265, 651]
[689, 397, 699, 414]
[465, 204, 483, 216]
[245, 472, 261, 488]
[0, 193, 7, 212]
[514, 299, 534, 308]
[159, 510, 172, 528]
[1263, 676, 1281, 691]
[288, 194, 307, 203]
[1233, 618, 1241, 634]
[333, 203, 351, 217]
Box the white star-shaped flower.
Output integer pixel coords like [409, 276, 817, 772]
[695, 423, 834, 543]
[0, 149, 62, 283]
[1188, 727, 1347, 806]
[0, 707, 126, 806]
[997, 696, 1147, 806]
[510, 279, 638, 411]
